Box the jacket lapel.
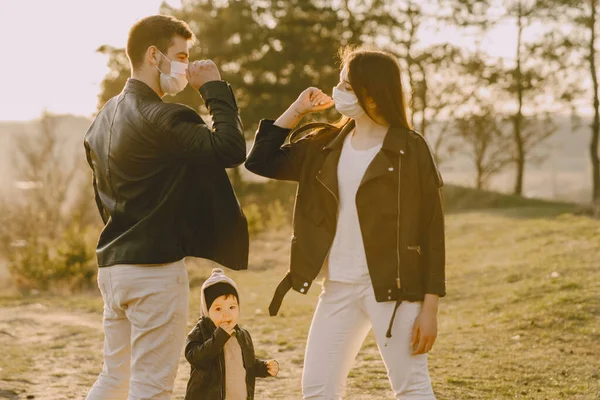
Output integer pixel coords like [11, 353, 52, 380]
[316, 123, 410, 196]
[359, 125, 408, 187]
[316, 122, 355, 200]
[316, 148, 342, 200]
[359, 151, 395, 187]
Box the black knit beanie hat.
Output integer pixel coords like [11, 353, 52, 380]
[204, 282, 239, 311]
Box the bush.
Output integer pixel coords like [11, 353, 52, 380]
[8, 218, 97, 294]
[244, 199, 292, 235]
[0, 112, 100, 294]
[245, 203, 266, 235]
[265, 199, 289, 231]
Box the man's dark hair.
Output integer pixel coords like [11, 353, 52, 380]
[127, 15, 195, 70]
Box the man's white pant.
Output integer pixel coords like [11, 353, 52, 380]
[86, 260, 189, 400]
[302, 280, 436, 400]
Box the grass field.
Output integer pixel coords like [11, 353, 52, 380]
[0, 204, 599, 399]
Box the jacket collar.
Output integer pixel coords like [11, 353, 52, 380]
[317, 121, 410, 199]
[323, 120, 355, 150]
[324, 120, 409, 155]
[124, 78, 163, 102]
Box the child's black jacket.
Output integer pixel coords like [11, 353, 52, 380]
[184, 317, 270, 400]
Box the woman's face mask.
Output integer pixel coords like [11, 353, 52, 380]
[156, 51, 188, 95]
[332, 86, 365, 119]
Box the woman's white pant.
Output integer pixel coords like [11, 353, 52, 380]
[302, 280, 436, 400]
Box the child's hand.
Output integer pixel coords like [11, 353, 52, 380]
[219, 321, 235, 336]
[267, 360, 279, 377]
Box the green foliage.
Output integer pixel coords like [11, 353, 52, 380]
[264, 199, 288, 231]
[8, 218, 96, 294]
[244, 199, 292, 235]
[0, 113, 100, 294]
[97, 0, 493, 136]
[244, 203, 266, 235]
[98, 0, 350, 132]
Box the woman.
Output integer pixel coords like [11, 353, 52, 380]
[245, 47, 445, 400]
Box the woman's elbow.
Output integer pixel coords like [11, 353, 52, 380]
[244, 155, 267, 176]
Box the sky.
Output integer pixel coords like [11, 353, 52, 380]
[0, 0, 587, 121]
[0, 0, 182, 121]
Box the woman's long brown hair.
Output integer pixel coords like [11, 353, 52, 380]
[291, 46, 413, 143]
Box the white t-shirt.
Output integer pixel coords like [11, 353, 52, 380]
[224, 334, 247, 400]
[327, 132, 383, 283]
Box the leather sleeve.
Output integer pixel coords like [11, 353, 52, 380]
[185, 323, 231, 369]
[243, 330, 270, 378]
[152, 81, 246, 168]
[84, 141, 108, 224]
[417, 137, 446, 297]
[245, 119, 312, 182]
[253, 358, 270, 378]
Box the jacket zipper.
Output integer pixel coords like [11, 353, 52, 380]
[218, 355, 225, 399]
[316, 174, 339, 270]
[238, 331, 249, 396]
[407, 245, 422, 255]
[396, 154, 403, 290]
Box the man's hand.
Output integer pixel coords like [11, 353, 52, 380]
[187, 60, 222, 90]
[267, 360, 279, 377]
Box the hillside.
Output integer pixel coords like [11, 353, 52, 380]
[0, 115, 596, 203]
[0, 205, 598, 399]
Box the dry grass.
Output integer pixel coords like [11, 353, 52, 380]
[0, 209, 599, 399]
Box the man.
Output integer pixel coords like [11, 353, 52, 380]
[84, 15, 248, 400]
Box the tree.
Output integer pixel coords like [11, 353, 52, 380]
[98, 0, 348, 132]
[485, 0, 561, 195]
[536, 0, 599, 205]
[361, 0, 492, 164]
[11, 113, 78, 238]
[591, 0, 600, 206]
[97, 45, 130, 111]
[510, 0, 534, 195]
[454, 101, 513, 189]
[0, 113, 97, 293]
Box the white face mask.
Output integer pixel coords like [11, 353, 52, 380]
[332, 86, 365, 119]
[156, 51, 188, 95]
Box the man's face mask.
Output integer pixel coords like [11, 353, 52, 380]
[156, 50, 188, 95]
[332, 86, 365, 119]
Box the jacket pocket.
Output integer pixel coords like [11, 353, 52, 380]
[407, 245, 422, 256]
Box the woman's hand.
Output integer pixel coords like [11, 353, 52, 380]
[411, 294, 439, 355]
[293, 87, 335, 116]
[274, 87, 334, 129]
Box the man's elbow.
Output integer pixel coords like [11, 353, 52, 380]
[225, 147, 247, 168]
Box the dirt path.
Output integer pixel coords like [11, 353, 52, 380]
[0, 301, 387, 400]
[0, 303, 313, 400]
[0, 303, 105, 400]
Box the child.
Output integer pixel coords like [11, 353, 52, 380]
[185, 268, 279, 400]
